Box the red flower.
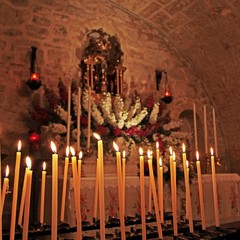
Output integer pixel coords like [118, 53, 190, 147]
[81, 116, 88, 126]
[58, 79, 68, 103]
[31, 105, 49, 124]
[113, 127, 121, 137]
[97, 125, 107, 136]
[145, 96, 154, 110]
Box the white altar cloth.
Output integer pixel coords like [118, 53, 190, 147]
[44, 173, 240, 228]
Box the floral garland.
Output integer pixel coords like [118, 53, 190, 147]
[29, 79, 194, 181]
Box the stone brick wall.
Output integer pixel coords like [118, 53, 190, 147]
[0, 0, 229, 228]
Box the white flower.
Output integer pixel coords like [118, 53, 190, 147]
[92, 104, 104, 125]
[51, 123, 67, 134]
[55, 105, 68, 122]
[163, 120, 184, 131]
[117, 119, 124, 129]
[149, 103, 159, 124]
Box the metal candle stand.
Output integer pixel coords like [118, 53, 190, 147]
[3, 211, 240, 239]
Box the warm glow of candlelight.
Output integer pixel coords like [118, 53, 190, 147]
[93, 132, 100, 140]
[159, 157, 162, 167]
[210, 147, 214, 156]
[66, 146, 69, 157]
[51, 141, 57, 153]
[173, 151, 176, 161]
[5, 165, 9, 177]
[18, 140, 21, 151]
[43, 161, 46, 171]
[79, 151, 83, 159]
[169, 146, 173, 155]
[156, 141, 159, 149]
[139, 147, 143, 155]
[26, 156, 31, 169]
[70, 146, 75, 156]
[122, 150, 126, 158]
[147, 149, 152, 159]
[182, 143, 186, 153]
[196, 151, 199, 161]
[113, 141, 119, 152]
[186, 160, 189, 168]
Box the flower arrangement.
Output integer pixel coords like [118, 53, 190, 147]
[29, 79, 194, 181]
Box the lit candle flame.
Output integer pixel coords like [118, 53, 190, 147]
[51, 141, 57, 153]
[66, 146, 69, 157]
[182, 143, 186, 153]
[159, 157, 163, 167]
[147, 149, 152, 159]
[5, 165, 9, 177]
[169, 146, 173, 155]
[122, 150, 126, 158]
[210, 147, 214, 156]
[79, 151, 83, 160]
[186, 160, 189, 168]
[70, 146, 75, 156]
[26, 156, 32, 169]
[43, 161, 46, 171]
[173, 151, 176, 161]
[156, 141, 159, 149]
[18, 140, 22, 151]
[196, 151, 199, 161]
[139, 147, 143, 156]
[113, 141, 119, 152]
[93, 132, 101, 141]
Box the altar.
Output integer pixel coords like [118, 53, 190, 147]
[44, 173, 240, 229]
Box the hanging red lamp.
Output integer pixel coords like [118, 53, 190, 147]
[27, 46, 42, 90]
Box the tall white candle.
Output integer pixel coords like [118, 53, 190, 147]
[40, 162, 46, 225]
[139, 148, 146, 240]
[193, 103, 198, 151]
[10, 140, 21, 240]
[70, 147, 82, 240]
[18, 164, 28, 227]
[1, 165, 9, 215]
[67, 85, 71, 148]
[77, 86, 81, 152]
[210, 147, 220, 227]
[87, 86, 92, 150]
[51, 142, 58, 240]
[147, 150, 163, 239]
[22, 158, 32, 240]
[113, 142, 125, 240]
[172, 152, 178, 236]
[60, 147, 69, 222]
[148, 178, 152, 213]
[203, 105, 208, 155]
[182, 143, 189, 219]
[186, 160, 194, 233]
[78, 151, 83, 236]
[93, 158, 99, 221]
[122, 150, 126, 215]
[159, 157, 164, 223]
[212, 108, 218, 158]
[196, 151, 206, 230]
[93, 133, 105, 240]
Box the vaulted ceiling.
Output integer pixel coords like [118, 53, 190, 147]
[107, 0, 240, 171]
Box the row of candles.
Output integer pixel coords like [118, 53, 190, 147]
[0, 138, 220, 240]
[0, 99, 220, 240]
[193, 103, 219, 157]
